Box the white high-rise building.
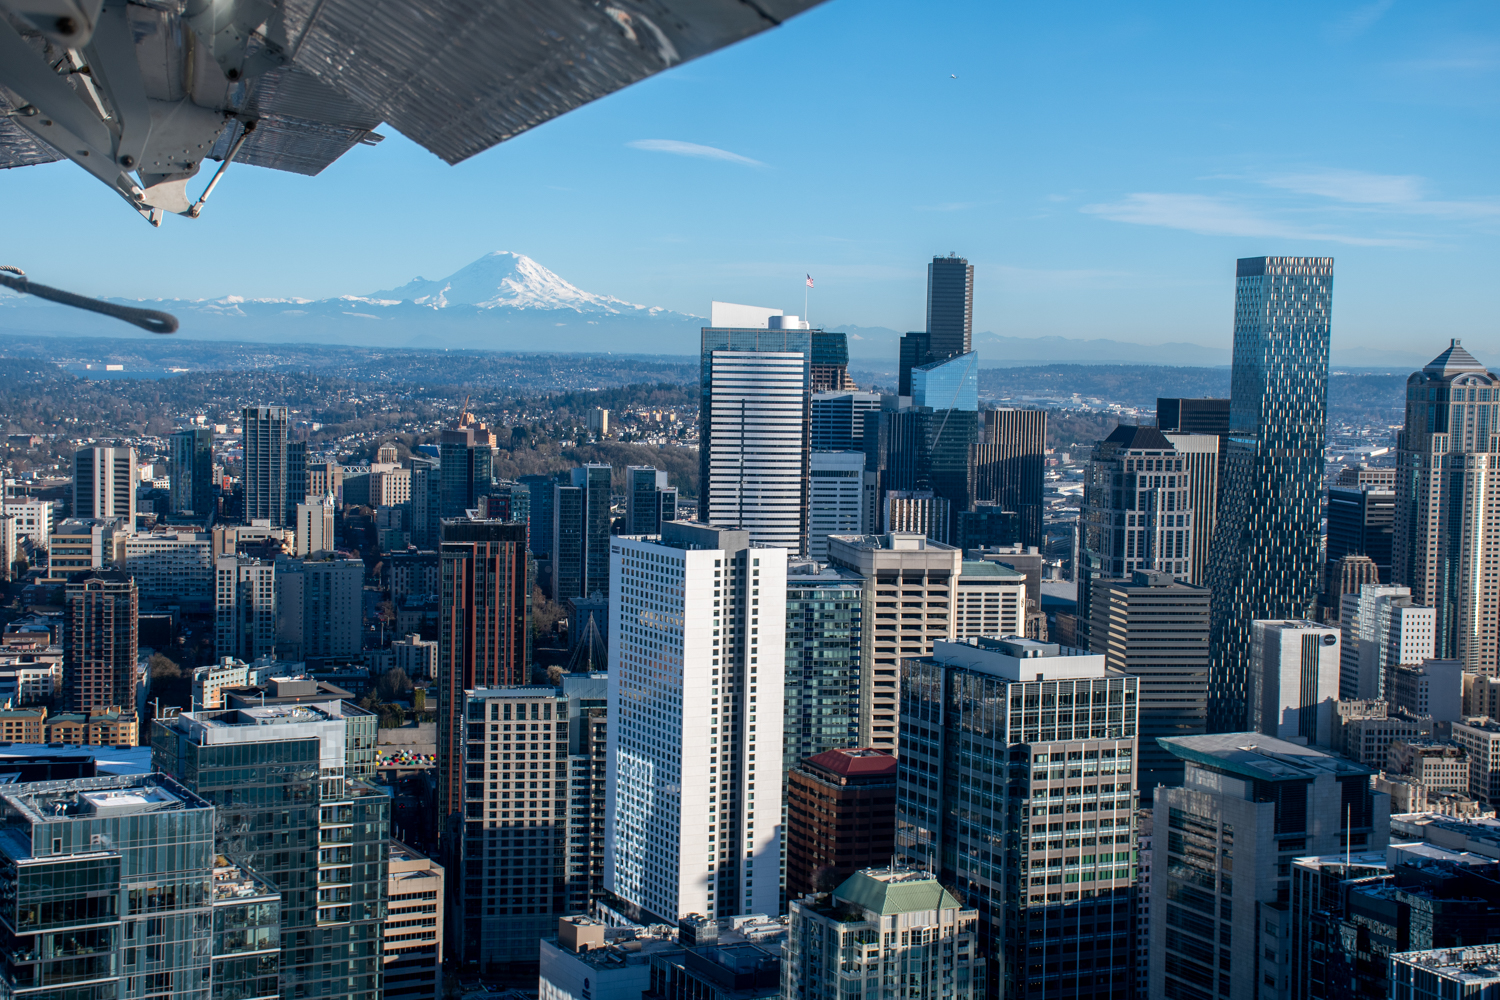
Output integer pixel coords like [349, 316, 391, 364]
[1338, 584, 1436, 701]
[295, 495, 336, 555]
[72, 446, 136, 524]
[1251, 619, 1340, 747]
[214, 554, 276, 661]
[2, 497, 52, 555]
[604, 522, 786, 922]
[808, 451, 865, 559]
[699, 327, 811, 554]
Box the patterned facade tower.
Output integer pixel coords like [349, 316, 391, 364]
[436, 519, 531, 827]
[1393, 340, 1500, 672]
[1205, 257, 1333, 733]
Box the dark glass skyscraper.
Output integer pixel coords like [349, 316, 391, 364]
[242, 406, 288, 526]
[974, 408, 1047, 549]
[926, 254, 974, 360]
[440, 415, 495, 519]
[1205, 256, 1333, 733]
[171, 427, 215, 518]
[285, 439, 307, 524]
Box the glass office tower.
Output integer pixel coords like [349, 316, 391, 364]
[0, 773, 219, 1000]
[1205, 257, 1333, 733]
[926, 254, 974, 361]
[699, 328, 812, 553]
[171, 427, 215, 518]
[154, 705, 388, 1000]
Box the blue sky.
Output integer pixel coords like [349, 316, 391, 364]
[4, 0, 1499, 357]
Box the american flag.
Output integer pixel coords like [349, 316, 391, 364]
[806, 274, 814, 288]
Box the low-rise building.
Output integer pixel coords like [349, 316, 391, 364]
[1389, 740, 1469, 792]
[385, 841, 443, 1000]
[1389, 657, 1464, 724]
[1333, 699, 1424, 768]
[44, 706, 137, 746]
[0, 707, 45, 742]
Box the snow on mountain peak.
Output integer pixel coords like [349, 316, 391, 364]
[365, 251, 649, 314]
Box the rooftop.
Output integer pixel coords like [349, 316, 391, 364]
[833, 868, 965, 916]
[827, 533, 957, 553]
[1099, 424, 1174, 451]
[805, 748, 897, 778]
[1392, 944, 1500, 982]
[928, 636, 1107, 682]
[0, 773, 208, 830]
[1422, 339, 1489, 377]
[959, 560, 1025, 580]
[1160, 732, 1376, 781]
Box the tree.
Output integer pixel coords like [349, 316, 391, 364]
[376, 600, 396, 645]
[531, 586, 566, 644]
[12, 556, 27, 577]
[148, 653, 182, 680]
[413, 688, 426, 712]
[374, 667, 413, 704]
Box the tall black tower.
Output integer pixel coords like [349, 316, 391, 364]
[926, 254, 973, 359]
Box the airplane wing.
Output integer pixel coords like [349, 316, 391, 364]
[0, 0, 823, 224]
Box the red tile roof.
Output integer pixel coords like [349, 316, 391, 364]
[807, 747, 897, 778]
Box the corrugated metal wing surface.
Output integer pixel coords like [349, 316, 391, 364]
[275, 0, 822, 165]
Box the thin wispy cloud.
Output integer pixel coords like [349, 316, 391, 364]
[1255, 168, 1500, 218]
[1329, 0, 1395, 41]
[626, 139, 763, 166]
[1080, 193, 1419, 246]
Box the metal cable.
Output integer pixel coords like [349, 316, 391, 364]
[0, 270, 178, 333]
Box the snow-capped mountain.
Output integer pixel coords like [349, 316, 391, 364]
[364, 251, 667, 314]
[0, 251, 703, 352]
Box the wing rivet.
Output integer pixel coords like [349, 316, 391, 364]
[119, 155, 135, 167]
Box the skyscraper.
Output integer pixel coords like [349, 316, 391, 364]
[436, 518, 531, 826]
[897, 637, 1139, 1000]
[274, 555, 364, 660]
[0, 772, 232, 1000]
[1249, 619, 1340, 747]
[1150, 734, 1387, 1000]
[215, 554, 276, 661]
[440, 412, 495, 519]
[605, 522, 786, 922]
[625, 466, 676, 536]
[1393, 340, 1500, 671]
[699, 327, 811, 553]
[1338, 583, 1436, 701]
[809, 329, 858, 392]
[926, 254, 974, 360]
[454, 677, 607, 964]
[784, 559, 864, 774]
[72, 445, 136, 522]
[826, 532, 960, 753]
[64, 569, 137, 714]
[1205, 256, 1333, 733]
[1324, 479, 1395, 608]
[974, 408, 1047, 549]
[154, 702, 388, 1000]
[171, 427, 215, 518]
[285, 439, 307, 525]
[1078, 425, 1218, 643]
[241, 406, 289, 526]
[810, 390, 882, 452]
[552, 464, 612, 601]
[808, 451, 866, 559]
[1089, 570, 1210, 801]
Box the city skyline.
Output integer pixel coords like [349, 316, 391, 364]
[1, 2, 1497, 358]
